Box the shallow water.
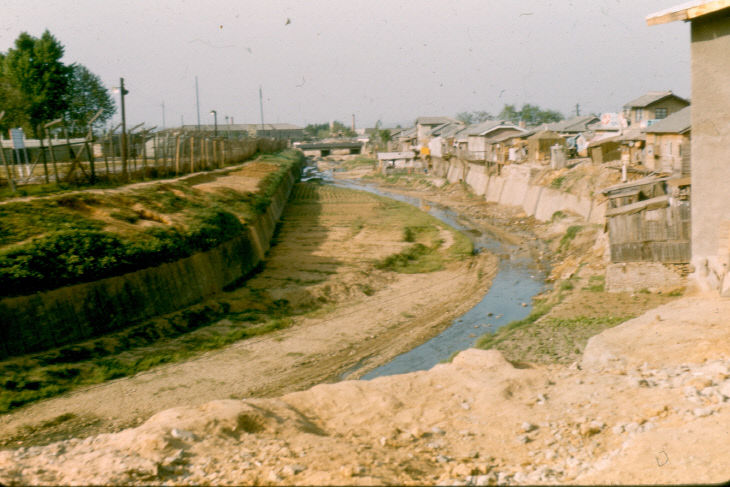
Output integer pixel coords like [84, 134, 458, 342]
[311, 163, 548, 378]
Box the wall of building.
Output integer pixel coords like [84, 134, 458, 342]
[690, 13, 730, 294]
[0, 160, 302, 359]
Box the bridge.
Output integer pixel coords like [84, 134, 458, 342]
[296, 141, 363, 157]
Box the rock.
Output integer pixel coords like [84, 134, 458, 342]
[470, 472, 497, 486]
[719, 380, 730, 399]
[521, 422, 538, 433]
[693, 407, 713, 418]
[282, 464, 306, 476]
[431, 426, 446, 436]
[516, 434, 532, 444]
[436, 454, 452, 463]
[579, 421, 604, 437]
[611, 424, 625, 435]
[267, 470, 283, 482]
[170, 428, 197, 442]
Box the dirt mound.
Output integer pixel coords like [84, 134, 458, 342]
[3, 296, 730, 485]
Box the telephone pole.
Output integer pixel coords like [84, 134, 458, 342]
[161, 101, 166, 130]
[575, 103, 581, 117]
[195, 76, 201, 131]
[259, 86, 265, 134]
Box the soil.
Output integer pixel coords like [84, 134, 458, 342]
[0, 173, 497, 449]
[2, 159, 728, 485]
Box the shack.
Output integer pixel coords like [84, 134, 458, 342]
[527, 130, 564, 163]
[602, 177, 691, 263]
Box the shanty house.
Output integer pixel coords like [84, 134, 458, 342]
[622, 91, 690, 129]
[465, 120, 526, 161]
[643, 106, 691, 175]
[526, 130, 564, 163]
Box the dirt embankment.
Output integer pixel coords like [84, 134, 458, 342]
[0, 178, 497, 449]
[3, 161, 728, 485]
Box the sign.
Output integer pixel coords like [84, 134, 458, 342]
[9, 128, 25, 150]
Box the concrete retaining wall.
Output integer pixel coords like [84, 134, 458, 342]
[0, 160, 302, 359]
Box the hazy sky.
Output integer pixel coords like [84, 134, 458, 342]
[1, 1, 690, 129]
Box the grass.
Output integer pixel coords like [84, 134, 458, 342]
[558, 225, 583, 252]
[0, 150, 304, 297]
[339, 157, 378, 171]
[551, 175, 566, 189]
[0, 305, 294, 413]
[583, 275, 605, 292]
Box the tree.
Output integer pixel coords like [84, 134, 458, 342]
[1, 30, 71, 136]
[64, 64, 115, 136]
[456, 110, 493, 124]
[498, 104, 520, 124]
[497, 103, 563, 125]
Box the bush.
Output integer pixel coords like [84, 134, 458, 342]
[0, 209, 245, 297]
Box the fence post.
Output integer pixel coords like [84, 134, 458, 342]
[175, 135, 181, 175]
[189, 136, 194, 173]
[38, 125, 50, 184]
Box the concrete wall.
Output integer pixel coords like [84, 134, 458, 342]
[690, 14, 730, 294]
[0, 160, 302, 359]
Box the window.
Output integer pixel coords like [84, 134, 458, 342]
[636, 109, 643, 121]
[655, 107, 667, 119]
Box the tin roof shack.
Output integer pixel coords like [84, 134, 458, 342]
[643, 106, 691, 175]
[602, 177, 691, 264]
[526, 130, 564, 164]
[545, 115, 600, 136]
[395, 127, 417, 153]
[464, 121, 526, 163]
[648, 1, 730, 294]
[415, 116, 458, 149]
[588, 136, 621, 165]
[377, 151, 422, 174]
[622, 91, 690, 129]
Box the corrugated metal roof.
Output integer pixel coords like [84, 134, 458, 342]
[546, 115, 600, 133]
[644, 106, 691, 134]
[647, 0, 730, 25]
[415, 116, 458, 126]
[623, 91, 688, 108]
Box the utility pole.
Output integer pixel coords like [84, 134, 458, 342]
[210, 110, 218, 136]
[259, 85, 265, 135]
[195, 76, 201, 131]
[575, 103, 581, 117]
[161, 101, 166, 130]
[118, 77, 129, 181]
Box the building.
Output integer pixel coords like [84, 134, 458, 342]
[464, 120, 526, 161]
[178, 123, 304, 140]
[622, 91, 690, 129]
[415, 116, 460, 148]
[648, 1, 730, 293]
[643, 106, 691, 175]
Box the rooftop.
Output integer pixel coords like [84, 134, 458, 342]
[623, 91, 689, 108]
[647, 0, 730, 25]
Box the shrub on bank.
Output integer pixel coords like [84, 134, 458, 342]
[0, 209, 245, 297]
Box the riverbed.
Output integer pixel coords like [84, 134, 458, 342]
[311, 164, 550, 378]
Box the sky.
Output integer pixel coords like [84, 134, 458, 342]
[1, 1, 690, 130]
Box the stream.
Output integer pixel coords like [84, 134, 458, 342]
[303, 162, 549, 379]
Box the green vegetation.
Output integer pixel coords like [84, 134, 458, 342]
[476, 314, 633, 365]
[551, 175, 566, 189]
[583, 275, 605, 292]
[0, 150, 304, 297]
[376, 243, 442, 273]
[551, 210, 566, 221]
[340, 157, 378, 171]
[0, 30, 114, 136]
[559, 225, 583, 252]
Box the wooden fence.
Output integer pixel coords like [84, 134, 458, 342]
[0, 131, 287, 191]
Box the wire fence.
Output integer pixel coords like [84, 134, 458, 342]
[0, 129, 288, 193]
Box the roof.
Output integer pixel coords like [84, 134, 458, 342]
[644, 106, 691, 134]
[647, 0, 730, 25]
[527, 130, 562, 140]
[465, 120, 526, 137]
[546, 115, 600, 133]
[415, 116, 458, 126]
[623, 91, 689, 108]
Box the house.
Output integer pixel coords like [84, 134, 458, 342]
[643, 106, 691, 175]
[622, 91, 690, 128]
[415, 116, 459, 149]
[648, 1, 730, 293]
[545, 115, 600, 136]
[394, 127, 417, 152]
[464, 120, 527, 162]
[526, 130, 564, 163]
[602, 176, 691, 263]
[428, 122, 467, 159]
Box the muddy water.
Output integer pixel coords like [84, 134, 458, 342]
[305, 163, 549, 379]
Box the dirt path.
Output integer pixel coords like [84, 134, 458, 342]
[0, 181, 498, 447]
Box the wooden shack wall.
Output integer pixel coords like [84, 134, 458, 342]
[608, 201, 691, 263]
